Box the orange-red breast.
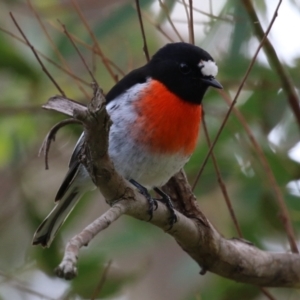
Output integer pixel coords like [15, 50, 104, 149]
[33, 42, 222, 247]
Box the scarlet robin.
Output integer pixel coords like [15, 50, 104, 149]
[33, 42, 222, 247]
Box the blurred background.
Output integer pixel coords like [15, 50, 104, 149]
[0, 0, 300, 299]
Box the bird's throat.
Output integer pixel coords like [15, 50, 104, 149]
[133, 80, 202, 155]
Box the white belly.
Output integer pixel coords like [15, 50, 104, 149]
[106, 82, 190, 188]
[109, 137, 189, 188]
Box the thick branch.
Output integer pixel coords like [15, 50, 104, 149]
[43, 84, 300, 287]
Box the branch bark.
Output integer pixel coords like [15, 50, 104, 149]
[43, 84, 300, 287]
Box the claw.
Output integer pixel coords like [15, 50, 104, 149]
[130, 179, 157, 221]
[154, 187, 177, 229]
[129, 180, 177, 228]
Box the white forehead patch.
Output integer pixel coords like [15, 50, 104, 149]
[198, 60, 218, 77]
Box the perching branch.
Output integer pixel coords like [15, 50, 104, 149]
[42, 83, 300, 287]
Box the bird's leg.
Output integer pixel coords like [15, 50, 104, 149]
[153, 187, 177, 229]
[129, 179, 158, 221]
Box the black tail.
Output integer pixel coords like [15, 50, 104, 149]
[32, 189, 80, 247]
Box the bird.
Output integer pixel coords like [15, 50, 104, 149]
[33, 42, 222, 248]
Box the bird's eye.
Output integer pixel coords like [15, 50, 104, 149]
[179, 63, 191, 74]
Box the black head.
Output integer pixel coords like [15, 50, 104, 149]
[148, 42, 222, 104]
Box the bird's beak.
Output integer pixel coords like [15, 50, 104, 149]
[201, 77, 223, 89]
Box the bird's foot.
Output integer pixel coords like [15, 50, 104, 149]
[129, 180, 177, 228]
[154, 187, 177, 229]
[130, 179, 158, 221]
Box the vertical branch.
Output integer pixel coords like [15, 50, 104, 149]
[188, 0, 195, 44]
[135, 0, 150, 62]
[181, 0, 190, 42]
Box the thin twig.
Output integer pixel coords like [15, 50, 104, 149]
[135, 0, 150, 62]
[70, 0, 118, 83]
[140, 10, 175, 43]
[188, 0, 194, 44]
[220, 89, 299, 254]
[90, 260, 112, 300]
[177, 1, 233, 23]
[242, 0, 300, 132]
[181, 0, 190, 41]
[260, 288, 277, 300]
[47, 21, 126, 77]
[26, 0, 64, 64]
[26, 0, 90, 99]
[0, 271, 56, 300]
[39, 119, 82, 169]
[92, 44, 97, 74]
[158, 0, 184, 42]
[201, 110, 243, 238]
[9, 13, 66, 96]
[58, 20, 98, 85]
[0, 26, 90, 85]
[181, 0, 190, 23]
[192, 0, 282, 189]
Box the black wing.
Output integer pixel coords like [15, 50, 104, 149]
[55, 134, 84, 201]
[55, 65, 148, 201]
